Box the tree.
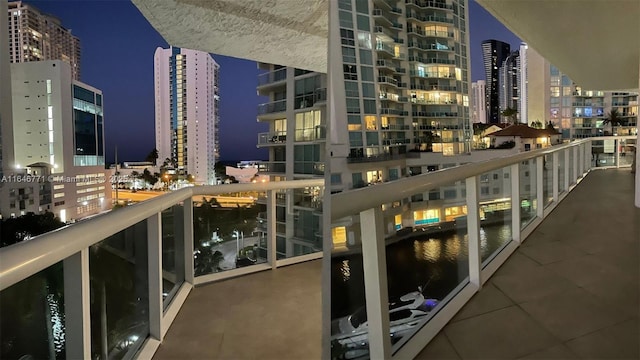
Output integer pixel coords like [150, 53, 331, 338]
[546, 121, 557, 131]
[144, 148, 159, 166]
[501, 107, 518, 124]
[603, 108, 623, 135]
[0, 212, 66, 247]
[530, 120, 543, 129]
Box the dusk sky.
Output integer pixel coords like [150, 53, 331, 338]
[23, 0, 520, 163]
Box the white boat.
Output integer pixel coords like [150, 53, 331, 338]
[331, 290, 439, 356]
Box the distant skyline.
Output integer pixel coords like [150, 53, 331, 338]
[17, 0, 521, 162]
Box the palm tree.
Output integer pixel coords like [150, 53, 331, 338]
[501, 107, 518, 125]
[603, 109, 623, 135]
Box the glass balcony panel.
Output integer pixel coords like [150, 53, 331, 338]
[543, 154, 553, 208]
[558, 150, 566, 194]
[89, 221, 149, 359]
[520, 159, 538, 229]
[388, 180, 469, 353]
[619, 138, 636, 167]
[192, 193, 267, 276]
[0, 262, 65, 360]
[285, 187, 323, 258]
[161, 204, 185, 309]
[592, 139, 616, 167]
[568, 148, 575, 184]
[479, 167, 513, 264]
[331, 231, 370, 359]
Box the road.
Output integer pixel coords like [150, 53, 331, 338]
[113, 190, 257, 207]
[207, 235, 261, 270]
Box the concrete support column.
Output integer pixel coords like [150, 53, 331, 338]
[63, 249, 91, 359]
[360, 207, 391, 359]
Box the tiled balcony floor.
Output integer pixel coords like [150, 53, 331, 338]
[154, 169, 638, 360]
[418, 169, 640, 360]
[153, 260, 321, 359]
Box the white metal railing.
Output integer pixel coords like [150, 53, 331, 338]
[329, 136, 635, 359]
[0, 179, 323, 359]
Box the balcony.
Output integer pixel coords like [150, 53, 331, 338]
[408, 55, 456, 64]
[410, 83, 457, 91]
[330, 136, 638, 359]
[257, 161, 286, 174]
[257, 99, 286, 117]
[257, 67, 287, 88]
[256, 131, 286, 147]
[0, 179, 324, 360]
[406, 11, 454, 24]
[2, 137, 637, 359]
[405, 0, 454, 10]
[407, 26, 454, 38]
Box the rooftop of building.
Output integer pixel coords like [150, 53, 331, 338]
[489, 124, 561, 139]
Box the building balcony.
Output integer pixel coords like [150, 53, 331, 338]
[405, 0, 454, 10]
[408, 41, 454, 52]
[256, 131, 286, 147]
[406, 11, 454, 24]
[256, 67, 287, 89]
[257, 161, 286, 174]
[380, 107, 409, 116]
[412, 111, 459, 117]
[378, 75, 399, 87]
[347, 152, 407, 163]
[372, 9, 394, 27]
[408, 55, 456, 65]
[411, 98, 458, 105]
[257, 99, 286, 119]
[330, 136, 637, 359]
[410, 83, 457, 91]
[294, 125, 326, 142]
[407, 26, 454, 39]
[1, 137, 637, 359]
[409, 70, 457, 79]
[0, 179, 324, 360]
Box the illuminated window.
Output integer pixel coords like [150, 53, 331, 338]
[332, 227, 347, 246]
[414, 209, 440, 225]
[364, 115, 377, 130]
[394, 214, 402, 230]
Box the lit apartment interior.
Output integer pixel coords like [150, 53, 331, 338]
[1, 1, 637, 359]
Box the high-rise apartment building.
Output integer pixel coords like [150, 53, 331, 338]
[525, 46, 638, 139]
[498, 49, 520, 121]
[481, 39, 510, 123]
[519, 43, 529, 125]
[255, 65, 326, 257]
[326, 0, 471, 194]
[7, 1, 81, 80]
[154, 47, 220, 185]
[471, 80, 486, 123]
[0, 60, 111, 220]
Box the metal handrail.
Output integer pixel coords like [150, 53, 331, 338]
[0, 179, 323, 291]
[331, 138, 603, 221]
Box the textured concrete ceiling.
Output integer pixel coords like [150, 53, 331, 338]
[477, 0, 639, 91]
[134, 0, 639, 90]
[132, 0, 328, 72]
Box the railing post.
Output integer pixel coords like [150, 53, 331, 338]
[147, 212, 163, 341]
[267, 189, 277, 269]
[183, 197, 194, 284]
[360, 207, 391, 359]
[615, 139, 621, 168]
[63, 249, 91, 359]
[510, 164, 521, 244]
[465, 176, 482, 287]
[573, 145, 578, 183]
[578, 144, 585, 176]
[552, 151, 559, 202]
[564, 149, 570, 192]
[536, 156, 544, 218]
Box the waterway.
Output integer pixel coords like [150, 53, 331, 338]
[331, 222, 513, 319]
